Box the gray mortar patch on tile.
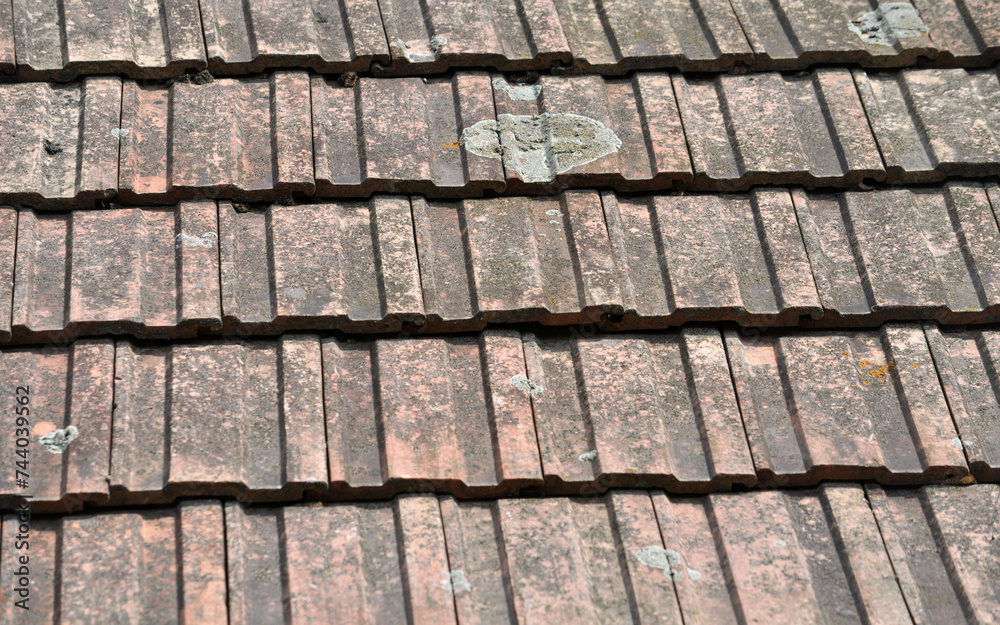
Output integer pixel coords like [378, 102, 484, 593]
[510, 374, 544, 396]
[493, 76, 541, 101]
[462, 113, 622, 183]
[636, 546, 683, 580]
[848, 3, 927, 46]
[39, 425, 79, 454]
[441, 570, 471, 593]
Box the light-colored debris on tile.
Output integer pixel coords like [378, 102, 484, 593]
[848, 3, 928, 46]
[510, 374, 544, 396]
[39, 425, 79, 454]
[493, 76, 541, 101]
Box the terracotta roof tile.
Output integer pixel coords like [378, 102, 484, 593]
[494, 73, 692, 193]
[220, 198, 423, 334]
[12, 0, 206, 80]
[675, 69, 885, 190]
[312, 72, 505, 197]
[0, 78, 121, 208]
[0, 2, 12, 74]
[925, 324, 1000, 481]
[12, 203, 222, 342]
[725, 323, 968, 486]
[524, 327, 756, 493]
[730, 0, 936, 69]
[855, 67, 1000, 182]
[200, 0, 390, 74]
[0, 208, 16, 341]
[378, 0, 571, 74]
[118, 72, 315, 203]
[867, 483, 1000, 624]
[604, 188, 821, 327]
[0, 339, 114, 512]
[0, 500, 227, 623]
[111, 335, 328, 503]
[414, 192, 622, 331]
[913, 0, 1000, 66]
[793, 183, 1000, 325]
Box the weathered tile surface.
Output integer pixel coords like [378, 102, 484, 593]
[524, 328, 756, 493]
[201, 0, 389, 74]
[413, 192, 622, 331]
[0, 500, 227, 623]
[377, 0, 571, 74]
[925, 325, 1000, 481]
[111, 335, 328, 503]
[12, 0, 206, 79]
[794, 184, 1000, 325]
[731, 0, 936, 69]
[0, 340, 114, 512]
[868, 484, 1000, 625]
[675, 70, 884, 190]
[856, 68, 1000, 182]
[914, 0, 1000, 66]
[0, 78, 122, 208]
[312, 73, 504, 197]
[553, 0, 751, 73]
[604, 189, 821, 327]
[0, 1, 13, 73]
[0, 208, 17, 340]
[725, 323, 968, 486]
[220, 198, 423, 334]
[12, 203, 221, 342]
[322, 330, 542, 497]
[119, 72, 314, 203]
[489, 73, 692, 193]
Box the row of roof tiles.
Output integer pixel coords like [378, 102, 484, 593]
[8, 68, 1000, 206]
[2, 484, 997, 624]
[2, 323, 997, 511]
[1, 185, 999, 343]
[0, 0, 998, 79]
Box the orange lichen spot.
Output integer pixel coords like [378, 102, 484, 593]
[443, 141, 462, 148]
[855, 359, 897, 385]
[912, 363, 920, 368]
[843, 351, 850, 355]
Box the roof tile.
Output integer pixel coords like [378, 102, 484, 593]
[604, 188, 821, 326]
[12, 0, 206, 79]
[724, 323, 968, 486]
[551, 0, 751, 73]
[201, 0, 389, 74]
[0, 339, 114, 512]
[925, 324, 1000, 481]
[0, 78, 121, 207]
[793, 183, 1000, 324]
[0, 500, 227, 623]
[377, 0, 571, 74]
[312, 73, 505, 197]
[119, 72, 315, 203]
[322, 330, 542, 497]
[493, 73, 692, 193]
[0, 208, 16, 341]
[867, 483, 1000, 624]
[913, 0, 1000, 66]
[111, 335, 328, 502]
[855, 67, 1000, 182]
[730, 0, 936, 69]
[220, 198, 423, 334]
[12, 202, 222, 342]
[675, 69, 885, 189]
[0, 1, 12, 73]
[523, 327, 755, 493]
[413, 192, 622, 330]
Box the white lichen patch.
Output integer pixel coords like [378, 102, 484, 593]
[492, 76, 542, 101]
[111, 128, 130, 138]
[175, 231, 218, 249]
[636, 546, 683, 580]
[441, 570, 471, 593]
[462, 113, 622, 183]
[578, 450, 598, 462]
[284, 287, 307, 300]
[510, 374, 544, 396]
[848, 3, 928, 46]
[687, 568, 701, 581]
[952, 437, 966, 450]
[39, 425, 79, 454]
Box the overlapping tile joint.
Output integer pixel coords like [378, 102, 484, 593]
[2, 485, 998, 624]
[5, 67, 1000, 204]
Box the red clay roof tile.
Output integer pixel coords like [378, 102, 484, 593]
[201, 0, 390, 74]
[12, 0, 206, 80]
[118, 72, 315, 203]
[12, 203, 222, 342]
[0, 1, 12, 74]
[725, 323, 968, 486]
[913, 0, 1000, 66]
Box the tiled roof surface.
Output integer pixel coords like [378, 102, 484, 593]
[1, 1, 999, 622]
